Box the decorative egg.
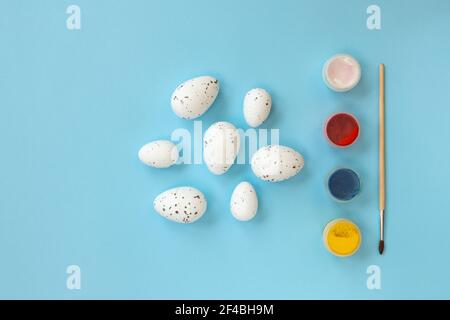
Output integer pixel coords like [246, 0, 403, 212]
[138, 140, 179, 168]
[251, 145, 304, 182]
[153, 186, 207, 224]
[243, 88, 272, 127]
[171, 76, 220, 119]
[203, 121, 240, 175]
[230, 181, 258, 221]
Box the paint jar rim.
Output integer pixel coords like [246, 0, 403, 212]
[323, 218, 362, 257]
[324, 112, 360, 148]
[326, 167, 362, 202]
[322, 53, 361, 92]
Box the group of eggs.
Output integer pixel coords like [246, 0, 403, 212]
[139, 74, 305, 223]
[140, 53, 365, 257]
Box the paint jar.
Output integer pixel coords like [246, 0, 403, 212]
[327, 167, 361, 202]
[323, 218, 362, 257]
[323, 54, 361, 92]
[324, 112, 360, 147]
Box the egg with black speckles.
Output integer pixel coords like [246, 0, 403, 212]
[138, 140, 179, 168]
[203, 121, 240, 175]
[251, 145, 304, 182]
[153, 186, 207, 223]
[171, 76, 220, 120]
[230, 181, 258, 221]
[243, 88, 272, 127]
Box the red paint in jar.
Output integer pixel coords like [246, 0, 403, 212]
[325, 113, 360, 147]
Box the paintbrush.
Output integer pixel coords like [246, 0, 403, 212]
[379, 64, 385, 255]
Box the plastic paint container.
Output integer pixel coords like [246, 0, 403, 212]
[324, 112, 360, 147]
[323, 54, 361, 92]
[327, 168, 361, 202]
[323, 219, 362, 257]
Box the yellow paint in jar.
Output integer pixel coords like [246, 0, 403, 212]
[323, 219, 361, 257]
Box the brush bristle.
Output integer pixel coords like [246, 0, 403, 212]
[379, 240, 384, 255]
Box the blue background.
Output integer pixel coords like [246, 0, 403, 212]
[1, 0, 449, 299]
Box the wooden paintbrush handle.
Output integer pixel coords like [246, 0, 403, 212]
[379, 64, 385, 211]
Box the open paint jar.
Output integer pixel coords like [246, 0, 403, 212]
[324, 112, 360, 147]
[327, 168, 361, 202]
[323, 54, 361, 92]
[323, 219, 362, 257]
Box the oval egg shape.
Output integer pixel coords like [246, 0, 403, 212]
[171, 76, 220, 119]
[138, 140, 179, 168]
[203, 121, 241, 175]
[153, 186, 207, 224]
[230, 181, 258, 221]
[243, 88, 272, 127]
[251, 145, 304, 182]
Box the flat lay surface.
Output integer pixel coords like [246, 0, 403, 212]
[1, 0, 450, 299]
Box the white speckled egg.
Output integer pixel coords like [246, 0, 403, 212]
[251, 145, 304, 182]
[153, 186, 207, 223]
[171, 76, 220, 119]
[138, 140, 179, 168]
[230, 181, 258, 221]
[203, 121, 240, 175]
[243, 88, 272, 127]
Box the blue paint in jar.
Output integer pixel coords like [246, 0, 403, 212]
[328, 168, 361, 202]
